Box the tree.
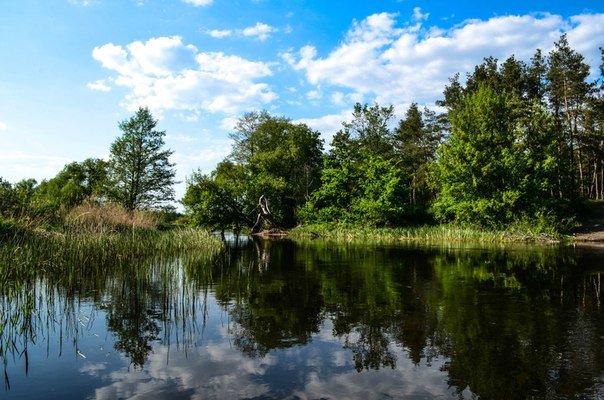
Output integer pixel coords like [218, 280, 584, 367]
[301, 103, 411, 226]
[108, 107, 176, 211]
[184, 112, 323, 230]
[393, 103, 442, 208]
[182, 161, 251, 232]
[343, 103, 395, 157]
[547, 34, 592, 197]
[0, 177, 18, 218]
[35, 158, 108, 210]
[433, 85, 526, 226]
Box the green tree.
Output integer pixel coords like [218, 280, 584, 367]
[582, 47, 604, 199]
[35, 158, 108, 210]
[547, 34, 592, 197]
[344, 103, 395, 157]
[107, 107, 176, 211]
[433, 85, 525, 226]
[182, 161, 251, 231]
[0, 177, 18, 218]
[393, 103, 443, 210]
[184, 112, 323, 230]
[301, 103, 410, 226]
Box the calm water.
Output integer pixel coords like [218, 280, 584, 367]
[1, 237, 604, 399]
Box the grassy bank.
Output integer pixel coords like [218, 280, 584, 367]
[0, 201, 224, 282]
[290, 223, 562, 244]
[1, 227, 223, 279]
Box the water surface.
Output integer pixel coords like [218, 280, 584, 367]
[1, 237, 603, 399]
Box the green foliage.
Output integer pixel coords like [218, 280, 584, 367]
[182, 161, 250, 230]
[4, 36, 603, 235]
[108, 107, 176, 210]
[393, 103, 444, 211]
[184, 113, 323, 230]
[35, 158, 108, 211]
[0, 177, 18, 218]
[433, 85, 526, 226]
[301, 103, 419, 226]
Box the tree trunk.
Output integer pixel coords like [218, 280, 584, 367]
[251, 195, 276, 234]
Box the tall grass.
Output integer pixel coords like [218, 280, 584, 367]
[64, 199, 158, 233]
[0, 227, 223, 285]
[290, 223, 561, 244]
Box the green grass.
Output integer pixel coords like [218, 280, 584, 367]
[290, 223, 561, 244]
[0, 227, 223, 283]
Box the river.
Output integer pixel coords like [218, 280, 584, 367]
[1, 236, 603, 399]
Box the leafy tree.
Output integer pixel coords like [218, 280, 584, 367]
[35, 158, 108, 210]
[581, 47, 604, 199]
[228, 110, 271, 164]
[343, 103, 395, 157]
[182, 161, 251, 231]
[184, 113, 323, 229]
[526, 49, 548, 102]
[433, 85, 526, 226]
[302, 103, 412, 226]
[0, 177, 18, 218]
[107, 107, 176, 211]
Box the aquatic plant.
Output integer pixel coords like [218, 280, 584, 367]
[290, 224, 561, 244]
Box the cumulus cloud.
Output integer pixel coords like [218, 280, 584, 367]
[284, 12, 604, 108]
[206, 29, 233, 38]
[242, 22, 278, 41]
[87, 79, 112, 92]
[205, 22, 279, 41]
[295, 110, 353, 146]
[182, 0, 213, 7]
[92, 35, 276, 115]
[0, 121, 7, 131]
[412, 7, 429, 22]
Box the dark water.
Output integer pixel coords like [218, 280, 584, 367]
[1, 237, 604, 399]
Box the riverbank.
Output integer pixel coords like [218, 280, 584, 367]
[290, 224, 563, 244]
[1, 214, 223, 280]
[569, 200, 604, 242]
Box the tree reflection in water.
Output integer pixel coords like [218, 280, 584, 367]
[1, 237, 603, 399]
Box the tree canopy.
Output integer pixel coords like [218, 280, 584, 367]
[2, 35, 602, 234]
[183, 112, 323, 231]
[108, 107, 177, 211]
[183, 36, 603, 232]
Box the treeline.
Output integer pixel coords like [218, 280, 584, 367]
[184, 35, 604, 232]
[0, 108, 177, 233]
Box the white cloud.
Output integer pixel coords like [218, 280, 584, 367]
[207, 22, 279, 41]
[412, 7, 429, 22]
[87, 79, 112, 92]
[0, 121, 7, 131]
[295, 110, 353, 146]
[182, 0, 213, 6]
[330, 91, 364, 107]
[242, 22, 278, 41]
[92, 35, 276, 116]
[284, 12, 604, 108]
[306, 90, 322, 100]
[206, 29, 233, 38]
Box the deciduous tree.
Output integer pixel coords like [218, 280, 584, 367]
[108, 107, 176, 211]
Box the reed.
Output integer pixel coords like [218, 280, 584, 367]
[290, 224, 561, 244]
[64, 200, 159, 233]
[0, 227, 223, 284]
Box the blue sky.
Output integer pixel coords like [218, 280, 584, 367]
[1, 0, 603, 201]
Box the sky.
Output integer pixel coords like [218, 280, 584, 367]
[1, 0, 603, 202]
